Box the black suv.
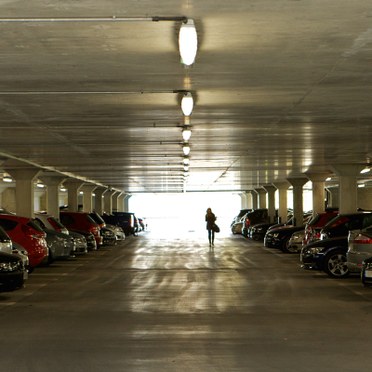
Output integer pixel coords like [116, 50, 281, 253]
[242, 209, 269, 237]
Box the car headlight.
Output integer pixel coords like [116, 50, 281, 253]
[305, 246, 323, 255]
[0, 261, 22, 272]
[273, 233, 280, 238]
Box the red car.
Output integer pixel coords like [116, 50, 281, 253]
[60, 211, 103, 248]
[0, 214, 48, 269]
[303, 209, 339, 245]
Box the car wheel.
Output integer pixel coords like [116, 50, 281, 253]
[323, 250, 349, 278]
[281, 238, 296, 253]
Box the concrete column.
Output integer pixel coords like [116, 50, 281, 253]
[255, 188, 267, 209]
[94, 187, 107, 215]
[5, 168, 41, 218]
[64, 180, 85, 212]
[112, 192, 122, 212]
[104, 190, 117, 214]
[81, 184, 97, 213]
[263, 185, 277, 223]
[124, 194, 132, 212]
[331, 164, 363, 213]
[326, 187, 339, 209]
[117, 194, 125, 212]
[305, 173, 330, 215]
[273, 181, 290, 224]
[38, 175, 67, 217]
[287, 177, 308, 226]
[240, 192, 248, 209]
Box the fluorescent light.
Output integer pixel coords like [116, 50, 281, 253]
[2, 174, 12, 183]
[182, 143, 190, 156]
[178, 19, 198, 66]
[360, 166, 371, 174]
[183, 165, 189, 172]
[182, 127, 192, 141]
[181, 92, 194, 116]
[183, 157, 190, 166]
[36, 182, 45, 188]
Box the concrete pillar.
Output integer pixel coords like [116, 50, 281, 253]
[64, 180, 85, 212]
[331, 164, 363, 213]
[5, 168, 41, 218]
[117, 194, 125, 212]
[81, 184, 97, 213]
[326, 187, 339, 209]
[287, 177, 308, 226]
[305, 173, 330, 215]
[38, 175, 67, 217]
[104, 190, 117, 214]
[255, 188, 267, 209]
[94, 187, 107, 215]
[273, 181, 290, 224]
[112, 192, 122, 212]
[124, 194, 132, 212]
[263, 185, 277, 223]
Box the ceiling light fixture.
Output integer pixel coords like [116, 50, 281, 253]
[183, 156, 190, 166]
[178, 18, 198, 66]
[183, 165, 189, 172]
[182, 127, 192, 141]
[181, 92, 194, 116]
[360, 166, 371, 174]
[182, 143, 190, 156]
[2, 174, 12, 183]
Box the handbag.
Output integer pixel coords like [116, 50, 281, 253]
[212, 223, 220, 233]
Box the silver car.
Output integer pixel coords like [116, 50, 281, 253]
[347, 226, 372, 273]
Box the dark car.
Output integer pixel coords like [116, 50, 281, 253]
[320, 212, 372, 240]
[300, 237, 348, 278]
[102, 212, 136, 236]
[242, 209, 269, 237]
[248, 222, 277, 241]
[0, 251, 26, 292]
[264, 225, 305, 253]
[230, 209, 252, 227]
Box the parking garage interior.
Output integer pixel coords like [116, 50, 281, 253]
[1, 1, 372, 371]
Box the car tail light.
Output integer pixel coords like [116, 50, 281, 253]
[354, 234, 372, 244]
[21, 224, 43, 238]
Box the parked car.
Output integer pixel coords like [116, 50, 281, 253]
[34, 213, 88, 254]
[60, 211, 103, 248]
[242, 209, 269, 237]
[320, 212, 372, 240]
[230, 209, 252, 227]
[0, 225, 13, 254]
[0, 251, 26, 292]
[287, 230, 305, 253]
[248, 222, 277, 241]
[303, 209, 339, 245]
[361, 256, 372, 286]
[0, 214, 48, 269]
[231, 216, 245, 235]
[11, 242, 30, 271]
[300, 237, 349, 278]
[33, 219, 74, 264]
[102, 212, 136, 236]
[264, 224, 305, 253]
[89, 212, 118, 245]
[347, 226, 372, 274]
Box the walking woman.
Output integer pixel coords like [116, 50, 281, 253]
[205, 207, 217, 247]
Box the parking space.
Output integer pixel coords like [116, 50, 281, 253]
[1, 231, 372, 371]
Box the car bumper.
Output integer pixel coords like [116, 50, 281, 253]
[264, 235, 282, 248]
[300, 252, 323, 270]
[0, 271, 25, 291]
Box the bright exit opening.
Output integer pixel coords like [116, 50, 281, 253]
[129, 192, 242, 237]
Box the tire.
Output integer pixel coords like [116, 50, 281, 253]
[323, 250, 349, 278]
[281, 238, 297, 253]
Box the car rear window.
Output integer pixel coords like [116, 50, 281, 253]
[0, 218, 17, 231]
[28, 220, 45, 233]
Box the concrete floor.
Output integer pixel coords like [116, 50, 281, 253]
[1, 229, 372, 372]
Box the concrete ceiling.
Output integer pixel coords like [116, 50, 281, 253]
[0, 1, 371, 194]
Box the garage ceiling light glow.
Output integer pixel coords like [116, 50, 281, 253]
[182, 127, 192, 141]
[181, 92, 194, 116]
[182, 143, 190, 156]
[2, 174, 12, 183]
[183, 156, 190, 166]
[360, 166, 371, 174]
[178, 19, 198, 66]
